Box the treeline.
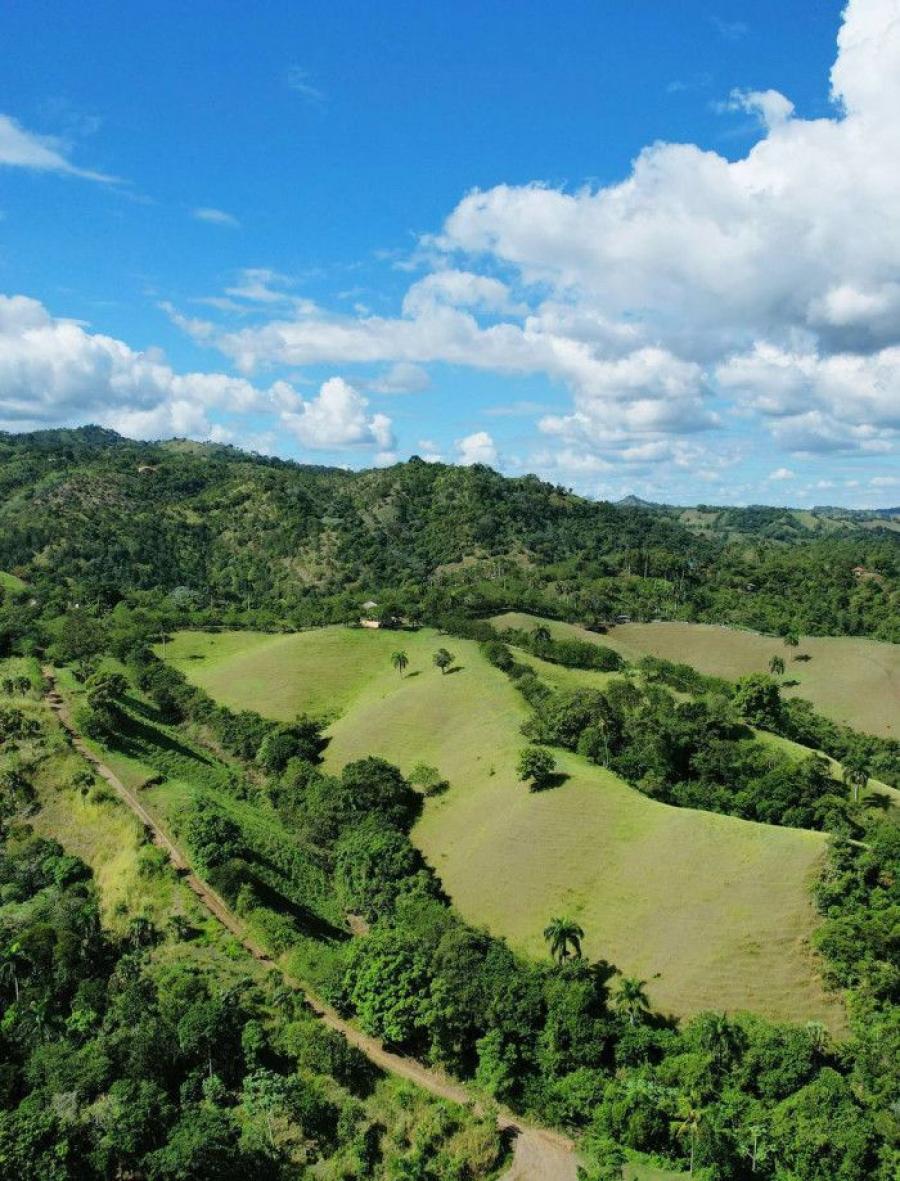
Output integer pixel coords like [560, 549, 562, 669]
[485, 644, 857, 831]
[1, 426, 898, 641]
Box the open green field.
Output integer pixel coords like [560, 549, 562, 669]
[163, 627, 842, 1027]
[492, 612, 900, 739]
[0, 569, 26, 591]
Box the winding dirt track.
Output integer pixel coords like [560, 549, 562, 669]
[42, 670, 577, 1181]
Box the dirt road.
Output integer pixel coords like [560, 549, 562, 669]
[42, 670, 578, 1181]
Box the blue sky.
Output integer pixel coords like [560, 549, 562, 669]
[1, 0, 898, 507]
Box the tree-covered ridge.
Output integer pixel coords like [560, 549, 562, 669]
[0, 426, 898, 640]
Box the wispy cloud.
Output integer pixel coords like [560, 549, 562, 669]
[193, 206, 240, 228]
[0, 113, 119, 183]
[286, 66, 325, 103]
[711, 16, 749, 42]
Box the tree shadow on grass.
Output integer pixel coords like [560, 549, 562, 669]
[443, 665, 465, 675]
[248, 871, 349, 944]
[530, 772, 570, 792]
[403, 670, 422, 679]
[863, 791, 894, 813]
[112, 711, 218, 770]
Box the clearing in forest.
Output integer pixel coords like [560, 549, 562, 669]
[162, 626, 843, 1027]
[492, 612, 900, 739]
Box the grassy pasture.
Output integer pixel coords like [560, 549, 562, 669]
[161, 626, 457, 720]
[492, 612, 900, 739]
[0, 570, 26, 591]
[163, 627, 843, 1026]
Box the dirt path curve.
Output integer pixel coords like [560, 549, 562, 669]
[42, 669, 577, 1181]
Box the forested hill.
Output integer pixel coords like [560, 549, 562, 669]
[0, 426, 898, 640]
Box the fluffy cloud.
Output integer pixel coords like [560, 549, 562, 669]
[716, 342, 900, 451]
[0, 295, 265, 436]
[173, 0, 900, 475]
[721, 88, 795, 129]
[0, 295, 393, 455]
[401, 270, 521, 317]
[456, 431, 498, 466]
[0, 113, 117, 182]
[280, 377, 394, 450]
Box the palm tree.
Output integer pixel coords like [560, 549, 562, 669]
[697, 1011, 744, 1073]
[672, 1093, 705, 1177]
[0, 940, 23, 1002]
[783, 632, 799, 649]
[433, 647, 454, 674]
[768, 655, 785, 677]
[614, 976, 651, 1026]
[842, 753, 869, 803]
[805, 1020, 829, 1060]
[531, 624, 552, 648]
[390, 650, 409, 677]
[542, 916, 584, 963]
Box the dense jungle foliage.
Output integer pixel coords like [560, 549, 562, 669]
[0, 426, 898, 640]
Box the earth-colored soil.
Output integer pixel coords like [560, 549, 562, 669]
[163, 627, 843, 1028]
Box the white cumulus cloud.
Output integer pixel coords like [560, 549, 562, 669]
[280, 377, 394, 450]
[169, 0, 900, 476]
[456, 430, 498, 466]
[0, 295, 393, 457]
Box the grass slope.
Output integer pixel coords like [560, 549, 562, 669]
[164, 627, 842, 1027]
[492, 612, 900, 739]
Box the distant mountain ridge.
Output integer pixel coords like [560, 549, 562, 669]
[0, 426, 897, 641]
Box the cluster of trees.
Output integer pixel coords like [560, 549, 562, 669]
[474, 619, 900, 793]
[0, 829, 503, 1180]
[499, 624, 623, 672]
[484, 641, 869, 831]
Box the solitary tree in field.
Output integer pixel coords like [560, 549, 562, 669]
[543, 916, 585, 963]
[614, 976, 651, 1026]
[768, 655, 785, 677]
[517, 745, 556, 791]
[390, 650, 409, 678]
[531, 624, 552, 649]
[433, 647, 454, 675]
[842, 752, 869, 803]
[783, 632, 799, 649]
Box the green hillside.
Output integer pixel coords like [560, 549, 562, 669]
[492, 612, 900, 739]
[2, 427, 898, 642]
[163, 626, 842, 1026]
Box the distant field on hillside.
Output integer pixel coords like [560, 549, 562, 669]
[163, 627, 842, 1027]
[492, 612, 899, 739]
[0, 570, 26, 591]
